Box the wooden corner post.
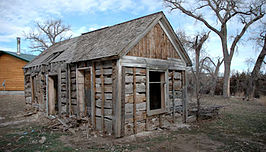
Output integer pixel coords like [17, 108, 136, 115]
[114, 59, 122, 138]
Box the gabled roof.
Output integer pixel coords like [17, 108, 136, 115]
[25, 12, 192, 68]
[0, 50, 36, 62]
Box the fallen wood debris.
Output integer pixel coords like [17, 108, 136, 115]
[189, 105, 224, 120]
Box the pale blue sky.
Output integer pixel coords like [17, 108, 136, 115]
[0, 0, 264, 73]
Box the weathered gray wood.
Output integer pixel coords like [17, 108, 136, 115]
[114, 59, 122, 137]
[121, 66, 125, 137]
[133, 67, 136, 134]
[172, 71, 175, 122]
[100, 64, 105, 133]
[96, 69, 112, 75]
[112, 61, 117, 135]
[46, 74, 49, 116]
[58, 68, 62, 116]
[119, 13, 163, 57]
[121, 56, 186, 70]
[182, 70, 188, 123]
[92, 63, 96, 129]
[96, 78, 112, 84]
[96, 99, 112, 109]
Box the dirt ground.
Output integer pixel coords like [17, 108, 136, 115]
[0, 95, 266, 151]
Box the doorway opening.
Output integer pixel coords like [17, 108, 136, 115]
[77, 68, 91, 117]
[48, 75, 58, 115]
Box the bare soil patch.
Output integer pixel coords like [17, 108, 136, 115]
[0, 95, 266, 151]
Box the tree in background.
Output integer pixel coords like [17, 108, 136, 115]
[24, 19, 72, 52]
[165, 0, 265, 97]
[247, 22, 266, 99]
[177, 30, 210, 120]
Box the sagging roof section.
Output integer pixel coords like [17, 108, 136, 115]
[24, 11, 192, 68]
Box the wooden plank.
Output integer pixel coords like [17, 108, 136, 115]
[100, 64, 105, 133]
[114, 59, 122, 137]
[172, 71, 175, 122]
[145, 69, 149, 130]
[58, 68, 62, 116]
[92, 63, 96, 129]
[45, 75, 49, 116]
[112, 61, 117, 135]
[67, 64, 71, 115]
[133, 67, 137, 134]
[182, 70, 188, 123]
[121, 66, 126, 137]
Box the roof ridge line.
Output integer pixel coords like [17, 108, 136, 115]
[81, 11, 163, 35]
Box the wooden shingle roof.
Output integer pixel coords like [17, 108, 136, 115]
[25, 12, 191, 68]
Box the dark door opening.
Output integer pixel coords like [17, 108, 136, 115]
[149, 71, 165, 110]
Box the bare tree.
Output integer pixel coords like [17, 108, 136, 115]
[165, 0, 265, 97]
[247, 22, 266, 99]
[24, 19, 72, 52]
[177, 30, 210, 120]
[201, 57, 224, 96]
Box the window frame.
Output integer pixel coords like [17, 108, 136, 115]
[146, 68, 168, 116]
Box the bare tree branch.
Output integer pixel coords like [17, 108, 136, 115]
[24, 19, 72, 52]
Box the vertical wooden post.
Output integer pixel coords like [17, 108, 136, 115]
[92, 63, 96, 129]
[114, 59, 122, 138]
[58, 68, 62, 116]
[172, 71, 175, 122]
[30, 76, 34, 104]
[66, 64, 70, 115]
[68, 64, 72, 115]
[112, 61, 117, 135]
[100, 64, 105, 133]
[121, 67, 125, 137]
[45, 74, 49, 116]
[145, 69, 149, 130]
[133, 67, 137, 134]
[76, 67, 80, 119]
[182, 70, 188, 123]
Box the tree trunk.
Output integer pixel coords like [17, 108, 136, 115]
[223, 60, 231, 97]
[195, 48, 200, 121]
[248, 36, 266, 99]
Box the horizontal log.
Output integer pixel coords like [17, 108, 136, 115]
[136, 102, 146, 111]
[96, 99, 112, 109]
[95, 61, 113, 69]
[125, 94, 146, 103]
[96, 78, 112, 84]
[96, 107, 112, 116]
[174, 72, 181, 80]
[95, 93, 112, 100]
[125, 103, 133, 114]
[136, 83, 146, 93]
[95, 69, 112, 75]
[96, 84, 112, 93]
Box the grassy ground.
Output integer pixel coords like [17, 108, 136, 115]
[0, 95, 265, 151]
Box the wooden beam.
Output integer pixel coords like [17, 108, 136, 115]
[121, 67, 125, 137]
[92, 63, 96, 129]
[112, 61, 117, 135]
[58, 68, 62, 116]
[172, 71, 175, 122]
[45, 74, 49, 116]
[100, 64, 105, 133]
[182, 70, 188, 123]
[66, 64, 71, 115]
[114, 59, 122, 138]
[133, 67, 137, 134]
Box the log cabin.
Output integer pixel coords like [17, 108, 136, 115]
[0, 50, 35, 92]
[23, 12, 192, 137]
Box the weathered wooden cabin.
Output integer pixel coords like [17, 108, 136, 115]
[24, 12, 192, 137]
